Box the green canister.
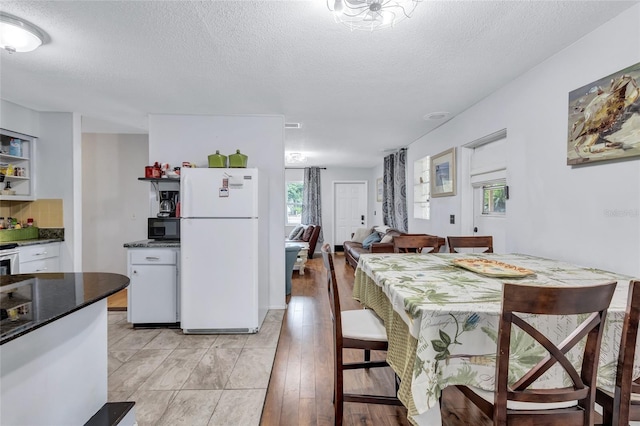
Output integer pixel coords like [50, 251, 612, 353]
[208, 150, 227, 168]
[228, 149, 248, 168]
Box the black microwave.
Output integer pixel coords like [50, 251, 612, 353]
[148, 218, 180, 240]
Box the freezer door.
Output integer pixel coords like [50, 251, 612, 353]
[181, 168, 258, 218]
[180, 218, 259, 332]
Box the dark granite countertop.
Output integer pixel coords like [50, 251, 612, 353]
[123, 239, 181, 248]
[0, 272, 129, 345]
[12, 238, 64, 247]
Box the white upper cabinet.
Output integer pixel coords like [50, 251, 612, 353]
[0, 128, 36, 201]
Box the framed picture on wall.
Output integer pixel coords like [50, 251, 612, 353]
[376, 177, 383, 202]
[567, 61, 640, 165]
[430, 147, 456, 197]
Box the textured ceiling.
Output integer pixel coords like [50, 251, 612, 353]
[0, 1, 637, 167]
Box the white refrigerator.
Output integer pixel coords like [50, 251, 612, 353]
[180, 168, 269, 333]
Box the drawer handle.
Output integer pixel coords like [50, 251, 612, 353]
[34, 251, 48, 256]
[36, 267, 48, 272]
[145, 257, 160, 261]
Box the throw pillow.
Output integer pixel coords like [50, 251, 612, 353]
[380, 233, 394, 244]
[351, 227, 373, 244]
[293, 226, 306, 240]
[301, 225, 315, 242]
[374, 225, 391, 235]
[288, 225, 304, 240]
[362, 232, 382, 249]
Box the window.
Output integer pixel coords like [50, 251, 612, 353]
[286, 181, 303, 225]
[413, 155, 430, 219]
[482, 183, 507, 215]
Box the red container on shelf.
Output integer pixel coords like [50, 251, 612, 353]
[144, 166, 154, 178]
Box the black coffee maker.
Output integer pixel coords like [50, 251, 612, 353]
[158, 191, 179, 217]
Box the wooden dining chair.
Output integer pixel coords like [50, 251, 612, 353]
[596, 280, 640, 426]
[393, 235, 441, 254]
[447, 235, 494, 253]
[454, 281, 617, 426]
[320, 244, 402, 426]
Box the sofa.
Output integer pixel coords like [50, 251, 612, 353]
[285, 224, 322, 259]
[343, 226, 445, 269]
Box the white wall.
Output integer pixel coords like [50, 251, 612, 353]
[407, 5, 640, 277]
[149, 114, 286, 309]
[82, 133, 149, 274]
[38, 112, 82, 271]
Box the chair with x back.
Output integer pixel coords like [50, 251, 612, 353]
[447, 235, 494, 253]
[454, 281, 617, 426]
[320, 244, 402, 426]
[596, 280, 640, 426]
[393, 235, 442, 254]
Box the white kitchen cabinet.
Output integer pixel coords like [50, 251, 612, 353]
[19, 243, 60, 273]
[0, 129, 36, 201]
[127, 247, 179, 325]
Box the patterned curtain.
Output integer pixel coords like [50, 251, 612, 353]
[302, 167, 323, 242]
[382, 148, 408, 232]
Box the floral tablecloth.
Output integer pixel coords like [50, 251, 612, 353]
[353, 253, 637, 423]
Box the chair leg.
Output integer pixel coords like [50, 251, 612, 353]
[335, 350, 344, 426]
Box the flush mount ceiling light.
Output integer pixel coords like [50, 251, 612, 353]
[327, 0, 421, 31]
[0, 13, 45, 53]
[423, 111, 451, 120]
[286, 152, 307, 164]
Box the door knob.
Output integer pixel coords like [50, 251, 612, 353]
[473, 227, 478, 233]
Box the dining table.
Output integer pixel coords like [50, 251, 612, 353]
[353, 252, 638, 426]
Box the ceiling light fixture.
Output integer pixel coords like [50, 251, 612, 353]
[424, 111, 450, 120]
[0, 13, 45, 53]
[286, 152, 307, 164]
[327, 0, 421, 31]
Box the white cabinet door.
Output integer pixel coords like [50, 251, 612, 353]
[129, 263, 177, 324]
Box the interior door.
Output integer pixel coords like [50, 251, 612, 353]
[473, 184, 506, 253]
[334, 182, 367, 248]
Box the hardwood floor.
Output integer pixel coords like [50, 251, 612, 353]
[261, 252, 490, 426]
[107, 288, 127, 311]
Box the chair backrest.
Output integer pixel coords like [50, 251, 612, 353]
[447, 235, 493, 253]
[494, 281, 617, 424]
[321, 243, 343, 346]
[307, 225, 321, 258]
[610, 280, 640, 425]
[393, 235, 441, 253]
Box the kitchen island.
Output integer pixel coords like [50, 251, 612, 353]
[0, 272, 131, 425]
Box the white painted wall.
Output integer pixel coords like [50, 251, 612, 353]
[407, 5, 640, 277]
[149, 114, 286, 309]
[38, 112, 82, 271]
[82, 133, 149, 274]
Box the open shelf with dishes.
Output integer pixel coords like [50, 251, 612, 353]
[0, 129, 36, 201]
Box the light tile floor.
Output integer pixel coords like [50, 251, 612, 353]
[107, 310, 285, 426]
